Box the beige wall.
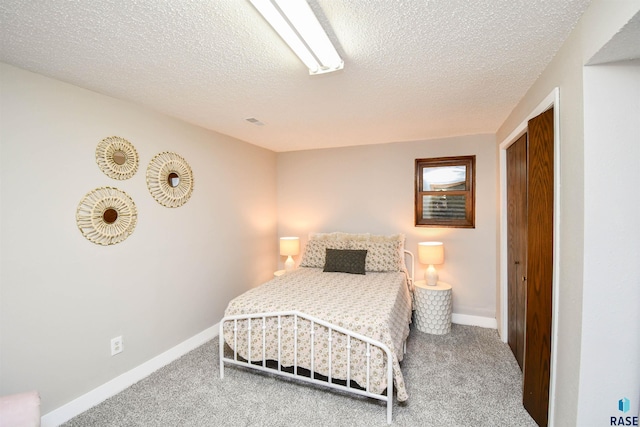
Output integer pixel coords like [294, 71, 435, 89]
[0, 63, 278, 414]
[580, 58, 640, 425]
[497, 27, 586, 427]
[277, 134, 498, 320]
[496, 1, 640, 424]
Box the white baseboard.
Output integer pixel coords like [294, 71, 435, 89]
[452, 313, 498, 329]
[41, 323, 220, 427]
[41, 314, 495, 426]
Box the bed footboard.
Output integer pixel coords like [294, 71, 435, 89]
[219, 310, 395, 424]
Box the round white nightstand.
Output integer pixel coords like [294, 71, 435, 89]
[274, 269, 286, 277]
[413, 280, 453, 335]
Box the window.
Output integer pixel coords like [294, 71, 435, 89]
[415, 155, 475, 228]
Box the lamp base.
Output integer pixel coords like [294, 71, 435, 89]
[425, 265, 438, 286]
[285, 255, 295, 272]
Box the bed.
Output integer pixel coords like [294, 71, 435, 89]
[219, 232, 414, 424]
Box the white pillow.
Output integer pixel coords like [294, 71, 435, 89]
[300, 232, 405, 271]
[299, 238, 349, 268]
[349, 234, 405, 272]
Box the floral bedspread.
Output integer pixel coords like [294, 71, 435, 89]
[222, 267, 413, 401]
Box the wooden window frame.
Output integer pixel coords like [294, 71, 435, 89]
[415, 155, 476, 228]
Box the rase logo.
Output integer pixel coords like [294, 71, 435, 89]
[611, 397, 638, 426]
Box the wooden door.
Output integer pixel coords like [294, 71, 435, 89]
[522, 107, 554, 427]
[507, 133, 527, 370]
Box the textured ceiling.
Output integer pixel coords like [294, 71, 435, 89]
[587, 9, 640, 65]
[1, 0, 593, 152]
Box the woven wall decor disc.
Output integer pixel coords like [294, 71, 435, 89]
[146, 151, 194, 208]
[96, 136, 139, 180]
[76, 187, 138, 246]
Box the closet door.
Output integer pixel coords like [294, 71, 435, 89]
[507, 133, 528, 370]
[522, 107, 554, 427]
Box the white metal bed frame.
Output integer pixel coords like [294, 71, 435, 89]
[219, 250, 414, 424]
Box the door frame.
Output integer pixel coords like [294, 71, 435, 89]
[498, 88, 560, 425]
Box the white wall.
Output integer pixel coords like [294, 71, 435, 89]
[277, 134, 498, 321]
[579, 59, 640, 423]
[0, 63, 278, 414]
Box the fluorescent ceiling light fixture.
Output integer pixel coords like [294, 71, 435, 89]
[250, 0, 344, 75]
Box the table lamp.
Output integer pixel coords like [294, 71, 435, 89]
[418, 242, 444, 286]
[280, 237, 300, 272]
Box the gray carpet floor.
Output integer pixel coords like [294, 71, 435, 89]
[63, 324, 537, 426]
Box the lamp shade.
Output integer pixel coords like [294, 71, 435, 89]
[279, 237, 300, 256]
[418, 242, 444, 265]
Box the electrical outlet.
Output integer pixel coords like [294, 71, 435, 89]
[110, 336, 123, 356]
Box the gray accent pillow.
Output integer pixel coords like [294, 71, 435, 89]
[323, 249, 367, 275]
